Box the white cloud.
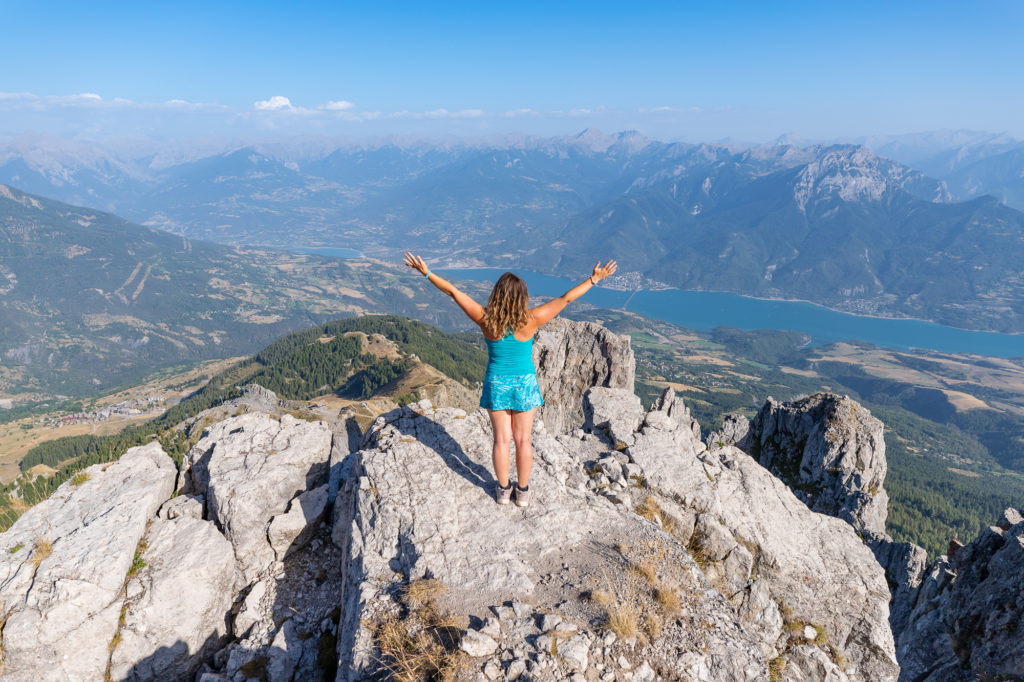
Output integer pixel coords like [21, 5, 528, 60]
[320, 100, 354, 111]
[254, 96, 293, 111]
[503, 108, 539, 118]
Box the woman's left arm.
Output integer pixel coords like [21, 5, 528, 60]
[403, 252, 485, 324]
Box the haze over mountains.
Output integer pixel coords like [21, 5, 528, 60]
[0, 185, 476, 398]
[2, 129, 1024, 333]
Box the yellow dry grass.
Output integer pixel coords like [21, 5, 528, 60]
[941, 390, 990, 412]
[32, 538, 52, 568]
[650, 379, 706, 394]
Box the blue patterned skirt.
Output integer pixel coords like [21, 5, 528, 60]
[480, 373, 545, 412]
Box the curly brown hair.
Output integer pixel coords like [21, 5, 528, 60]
[481, 272, 530, 339]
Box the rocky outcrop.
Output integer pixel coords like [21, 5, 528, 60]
[621, 389, 899, 682]
[0, 320, 908, 682]
[0, 442, 176, 681]
[534, 317, 635, 434]
[332, 399, 768, 681]
[109, 515, 237, 681]
[326, 372, 898, 681]
[178, 412, 333, 582]
[894, 508, 1024, 682]
[733, 393, 889, 537]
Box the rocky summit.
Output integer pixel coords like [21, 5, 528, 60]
[0, 319, 1017, 681]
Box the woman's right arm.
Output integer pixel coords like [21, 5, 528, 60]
[530, 260, 618, 326]
[403, 252, 485, 324]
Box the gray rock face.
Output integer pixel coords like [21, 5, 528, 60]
[705, 412, 750, 448]
[584, 386, 644, 446]
[632, 389, 899, 681]
[332, 401, 767, 680]
[268, 483, 329, 560]
[738, 393, 889, 536]
[109, 515, 237, 681]
[895, 512, 1024, 682]
[867, 535, 928, 636]
[179, 412, 333, 582]
[0, 442, 176, 682]
[534, 318, 635, 434]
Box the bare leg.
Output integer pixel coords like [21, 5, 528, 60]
[488, 409, 513, 487]
[511, 408, 536, 487]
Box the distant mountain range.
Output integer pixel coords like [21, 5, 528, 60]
[1, 131, 1023, 332]
[0, 185, 475, 398]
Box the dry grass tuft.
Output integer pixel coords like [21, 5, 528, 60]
[643, 612, 661, 640]
[374, 614, 464, 682]
[635, 496, 675, 532]
[403, 578, 444, 617]
[603, 603, 638, 640]
[587, 588, 615, 608]
[629, 560, 658, 586]
[768, 656, 786, 682]
[371, 578, 464, 681]
[70, 472, 90, 487]
[32, 538, 53, 568]
[653, 583, 681, 615]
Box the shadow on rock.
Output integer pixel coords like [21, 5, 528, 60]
[382, 406, 495, 494]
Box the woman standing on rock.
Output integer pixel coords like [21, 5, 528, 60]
[403, 253, 617, 507]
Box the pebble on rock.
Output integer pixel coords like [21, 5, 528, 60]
[461, 629, 499, 657]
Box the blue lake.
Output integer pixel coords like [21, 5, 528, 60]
[445, 268, 1024, 359]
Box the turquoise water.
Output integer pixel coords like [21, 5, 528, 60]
[446, 268, 1024, 359]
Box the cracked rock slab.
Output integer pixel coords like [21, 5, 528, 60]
[109, 515, 237, 681]
[0, 442, 176, 682]
[179, 412, 333, 583]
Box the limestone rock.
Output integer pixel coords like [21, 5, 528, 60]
[268, 483, 329, 560]
[649, 386, 702, 441]
[179, 412, 333, 582]
[109, 515, 237, 681]
[584, 386, 644, 446]
[630, 393, 898, 681]
[738, 393, 889, 536]
[158, 493, 204, 520]
[0, 442, 176, 682]
[896, 512, 1024, 681]
[705, 412, 750, 447]
[534, 318, 635, 434]
[460, 629, 499, 657]
[333, 403, 766, 679]
[867, 534, 928, 636]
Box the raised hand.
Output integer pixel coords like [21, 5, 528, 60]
[591, 259, 618, 282]
[403, 252, 429, 276]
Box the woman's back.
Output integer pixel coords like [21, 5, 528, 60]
[484, 329, 534, 377]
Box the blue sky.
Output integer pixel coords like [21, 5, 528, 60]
[1, 0, 1022, 142]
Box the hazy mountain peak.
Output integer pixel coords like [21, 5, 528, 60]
[572, 128, 617, 152]
[793, 145, 928, 210]
[611, 129, 652, 154]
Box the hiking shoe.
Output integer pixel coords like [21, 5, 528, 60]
[496, 482, 513, 505]
[514, 484, 531, 508]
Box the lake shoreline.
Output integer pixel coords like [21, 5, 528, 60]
[444, 267, 1024, 358]
[439, 266, 1022, 338]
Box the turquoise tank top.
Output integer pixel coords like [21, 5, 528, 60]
[484, 329, 535, 377]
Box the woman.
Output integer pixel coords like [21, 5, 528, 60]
[403, 253, 618, 507]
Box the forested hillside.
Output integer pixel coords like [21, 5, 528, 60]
[0, 185, 475, 400]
